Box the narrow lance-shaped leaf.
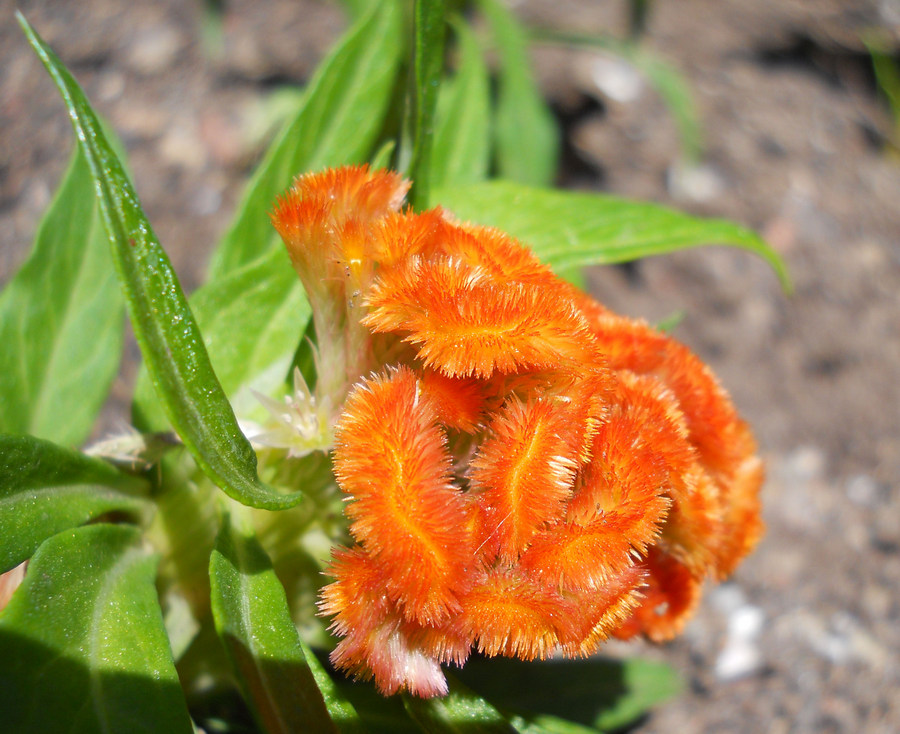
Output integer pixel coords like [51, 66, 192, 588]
[210, 509, 349, 734]
[407, 0, 447, 210]
[18, 14, 306, 510]
[430, 17, 491, 190]
[133, 247, 309, 432]
[435, 180, 791, 290]
[208, 1, 404, 279]
[0, 143, 124, 447]
[0, 524, 194, 734]
[478, 0, 559, 186]
[299, 638, 367, 734]
[0, 433, 148, 572]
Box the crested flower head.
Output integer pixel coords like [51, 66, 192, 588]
[271, 166, 764, 697]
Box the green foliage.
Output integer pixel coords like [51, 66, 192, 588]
[435, 180, 790, 291]
[0, 524, 194, 734]
[478, 0, 559, 186]
[1, 3, 788, 733]
[407, 0, 449, 210]
[457, 656, 683, 732]
[210, 510, 344, 734]
[863, 33, 900, 153]
[133, 248, 309, 431]
[431, 18, 492, 189]
[207, 1, 404, 279]
[0, 145, 123, 447]
[18, 15, 307, 511]
[0, 433, 148, 571]
[404, 677, 518, 733]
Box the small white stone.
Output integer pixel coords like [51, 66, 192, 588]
[589, 55, 645, 103]
[667, 162, 725, 203]
[715, 638, 764, 681]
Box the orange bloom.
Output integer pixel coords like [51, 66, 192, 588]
[272, 166, 765, 697]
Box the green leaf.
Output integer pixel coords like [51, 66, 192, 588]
[370, 139, 397, 170]
[0, 523, 193, 734]
[210, 510, 344, 734]
[404, 676, 517, 734]
[301, 640, 367, 734]
[431, 18, 491, 189]
[0, 433, 147, 572]
[507, 714, 598, 734]
[863, 32, 900, 145]
[19, 14, 306, 510]
[478, 0, 559, 186]
[435, 180, 791, 290]
[456, 656, 682, 732]
[208, 1, 404, 279]
[331, 678, 421, 734]
[407, 0, 447, 209]
[0, 144, 124, 447]
[133, 248, 309, 431]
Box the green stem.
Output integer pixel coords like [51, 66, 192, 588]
[407, 0, 447, 210]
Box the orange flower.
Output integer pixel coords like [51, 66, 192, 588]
[272, 166, 765, 697]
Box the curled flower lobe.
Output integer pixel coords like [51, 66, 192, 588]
[418, 370, 485, 433]
[270, 165, 408, 291]
[268, 166, 765, 698]
[471, 396, 582, 563]
[613, 548, 702, 642]
[562, 563, 647, 656]
[320, 548, 450, 697]
[364, 257, 597, 378]
[456, 569, 581, 660]
[333, 367, 472, 624]
[519, 517, 648, 593]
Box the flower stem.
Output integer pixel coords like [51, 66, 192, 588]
[407, 0, 447, 210]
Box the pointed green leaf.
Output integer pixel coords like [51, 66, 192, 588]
[19, 14, 306, 510]
[210, 510, 344, 734]
[0, 524, 193, 734]
[431, 19, 491, 189]
[435, 180, 791, 290]
[330, 678, 421, 734]
[0, 433, 147, 572]
[133, 248, 309, 431]
[404, 676, 517, 734]
[478, 0, 559, 186]
[300, 640, 367, 734]
[407, 0, 447, 209]
[208, 1, 404, 279]
[456, 656, 682, 733]
[0, 144, 124, 447]
[370, 139, 398, 170]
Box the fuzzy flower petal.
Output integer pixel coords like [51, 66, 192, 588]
[333, 367, 472, 624]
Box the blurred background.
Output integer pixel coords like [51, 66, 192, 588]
[2, 1, 898, 731]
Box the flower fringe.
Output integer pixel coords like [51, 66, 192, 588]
[271, 165, 764, 697]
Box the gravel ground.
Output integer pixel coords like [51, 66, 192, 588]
[2, 1, 898, 732]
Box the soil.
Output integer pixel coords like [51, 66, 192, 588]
[2, 1, 898, 732]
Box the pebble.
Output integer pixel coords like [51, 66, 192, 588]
[846, 474, 881, 507]
[587, 55, 645, 104]
[711, 584, 766, 681]
[126, 25, 184, 75]
[667, 161, 726, 203]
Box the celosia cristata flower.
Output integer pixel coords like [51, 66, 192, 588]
[270, 165, 764, 697]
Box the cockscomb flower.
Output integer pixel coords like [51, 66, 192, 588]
[270, 165, 764, 698]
